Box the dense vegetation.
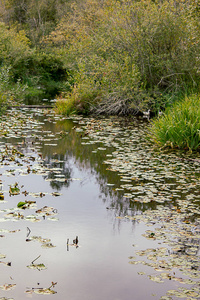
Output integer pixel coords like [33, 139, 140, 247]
[0, 0, 200, 149]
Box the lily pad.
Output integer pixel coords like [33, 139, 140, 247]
[27, 263, 47, 271]
[9, 183, 20, 195]
[17, 201, 26, 208]
[34, 288, 57, 294]
[0, 284, 16, 290]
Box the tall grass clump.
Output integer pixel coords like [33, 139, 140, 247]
[54, 80, 101, 115]
[0, 93, 8, 115]
[149, 95, 200, 151]
[54, 94, 76, 115]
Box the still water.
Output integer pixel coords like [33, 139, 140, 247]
[0, 108, 199, 300]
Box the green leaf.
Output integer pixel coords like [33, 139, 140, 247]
[17, 201, 26, 208]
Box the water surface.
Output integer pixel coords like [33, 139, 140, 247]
[0, 109, 199, 300]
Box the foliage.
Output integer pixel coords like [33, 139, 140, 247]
[1, 0, 200, 114]
[0, 22, 30, 61]
[149, 95, 200, 151]
[16, 51, 69, 103]
[0, 22, 30, 107]
[43, 0, 200, 115]
[0, 22, 69, 105]
[0, 0, 71, 45]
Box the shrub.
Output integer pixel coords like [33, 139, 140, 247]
[0, 65, 28, 104]
[149, 95, 200, 151]
[47, 0, 200, 114]
[12, 51, 70, 103]
[0, 23, 30, 103]
[0, 23, 70, 104]
[2, 0, 200, 112]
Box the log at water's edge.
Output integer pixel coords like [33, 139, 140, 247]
[7, 105, 53, 109]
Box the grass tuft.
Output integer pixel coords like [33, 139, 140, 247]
[54, 95, 76, 116]
[149, 95, 200, 151]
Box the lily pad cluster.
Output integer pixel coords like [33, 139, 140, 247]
[26, 281, 57, 295]
[0, 108, 200, 299]
[127, 203, 200, 298]
[67, 115, 200, 299]
[0, 109, 62, 297]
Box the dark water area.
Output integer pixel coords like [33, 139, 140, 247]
[24, 97, 56, 106]
[0, 108, 199, 300]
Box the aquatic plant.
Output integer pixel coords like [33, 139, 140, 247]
[149, 95, 200, 151]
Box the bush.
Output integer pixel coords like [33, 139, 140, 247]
[149, 95, 200, 151]
[47, 0, 200, 115]
[0, 23, 30, 103]
[0, 22, 70, 104]
[2, 0, 200, 112]
[11, 51, 70, 103]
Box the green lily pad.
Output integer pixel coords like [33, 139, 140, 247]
[17, 202, 26, 208]
[9, 183, 20, 195]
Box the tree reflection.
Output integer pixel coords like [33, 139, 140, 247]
[35, 115, 165, 219]
[42, 153, 72, 191]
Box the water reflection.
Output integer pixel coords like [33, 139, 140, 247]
[43, 154, 72, 190]
[0, 108, 199, 300]
[32, 116, 161, 220]
[2, 109, 200, 221]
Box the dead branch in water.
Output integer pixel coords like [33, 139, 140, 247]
[91, 95, 138, 115]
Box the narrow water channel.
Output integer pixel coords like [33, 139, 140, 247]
[0, 108, 199, 300]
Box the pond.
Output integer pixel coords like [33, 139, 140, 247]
[0, 108, 199, 300]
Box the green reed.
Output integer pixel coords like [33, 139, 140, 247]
[149, 95, 200, 151]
